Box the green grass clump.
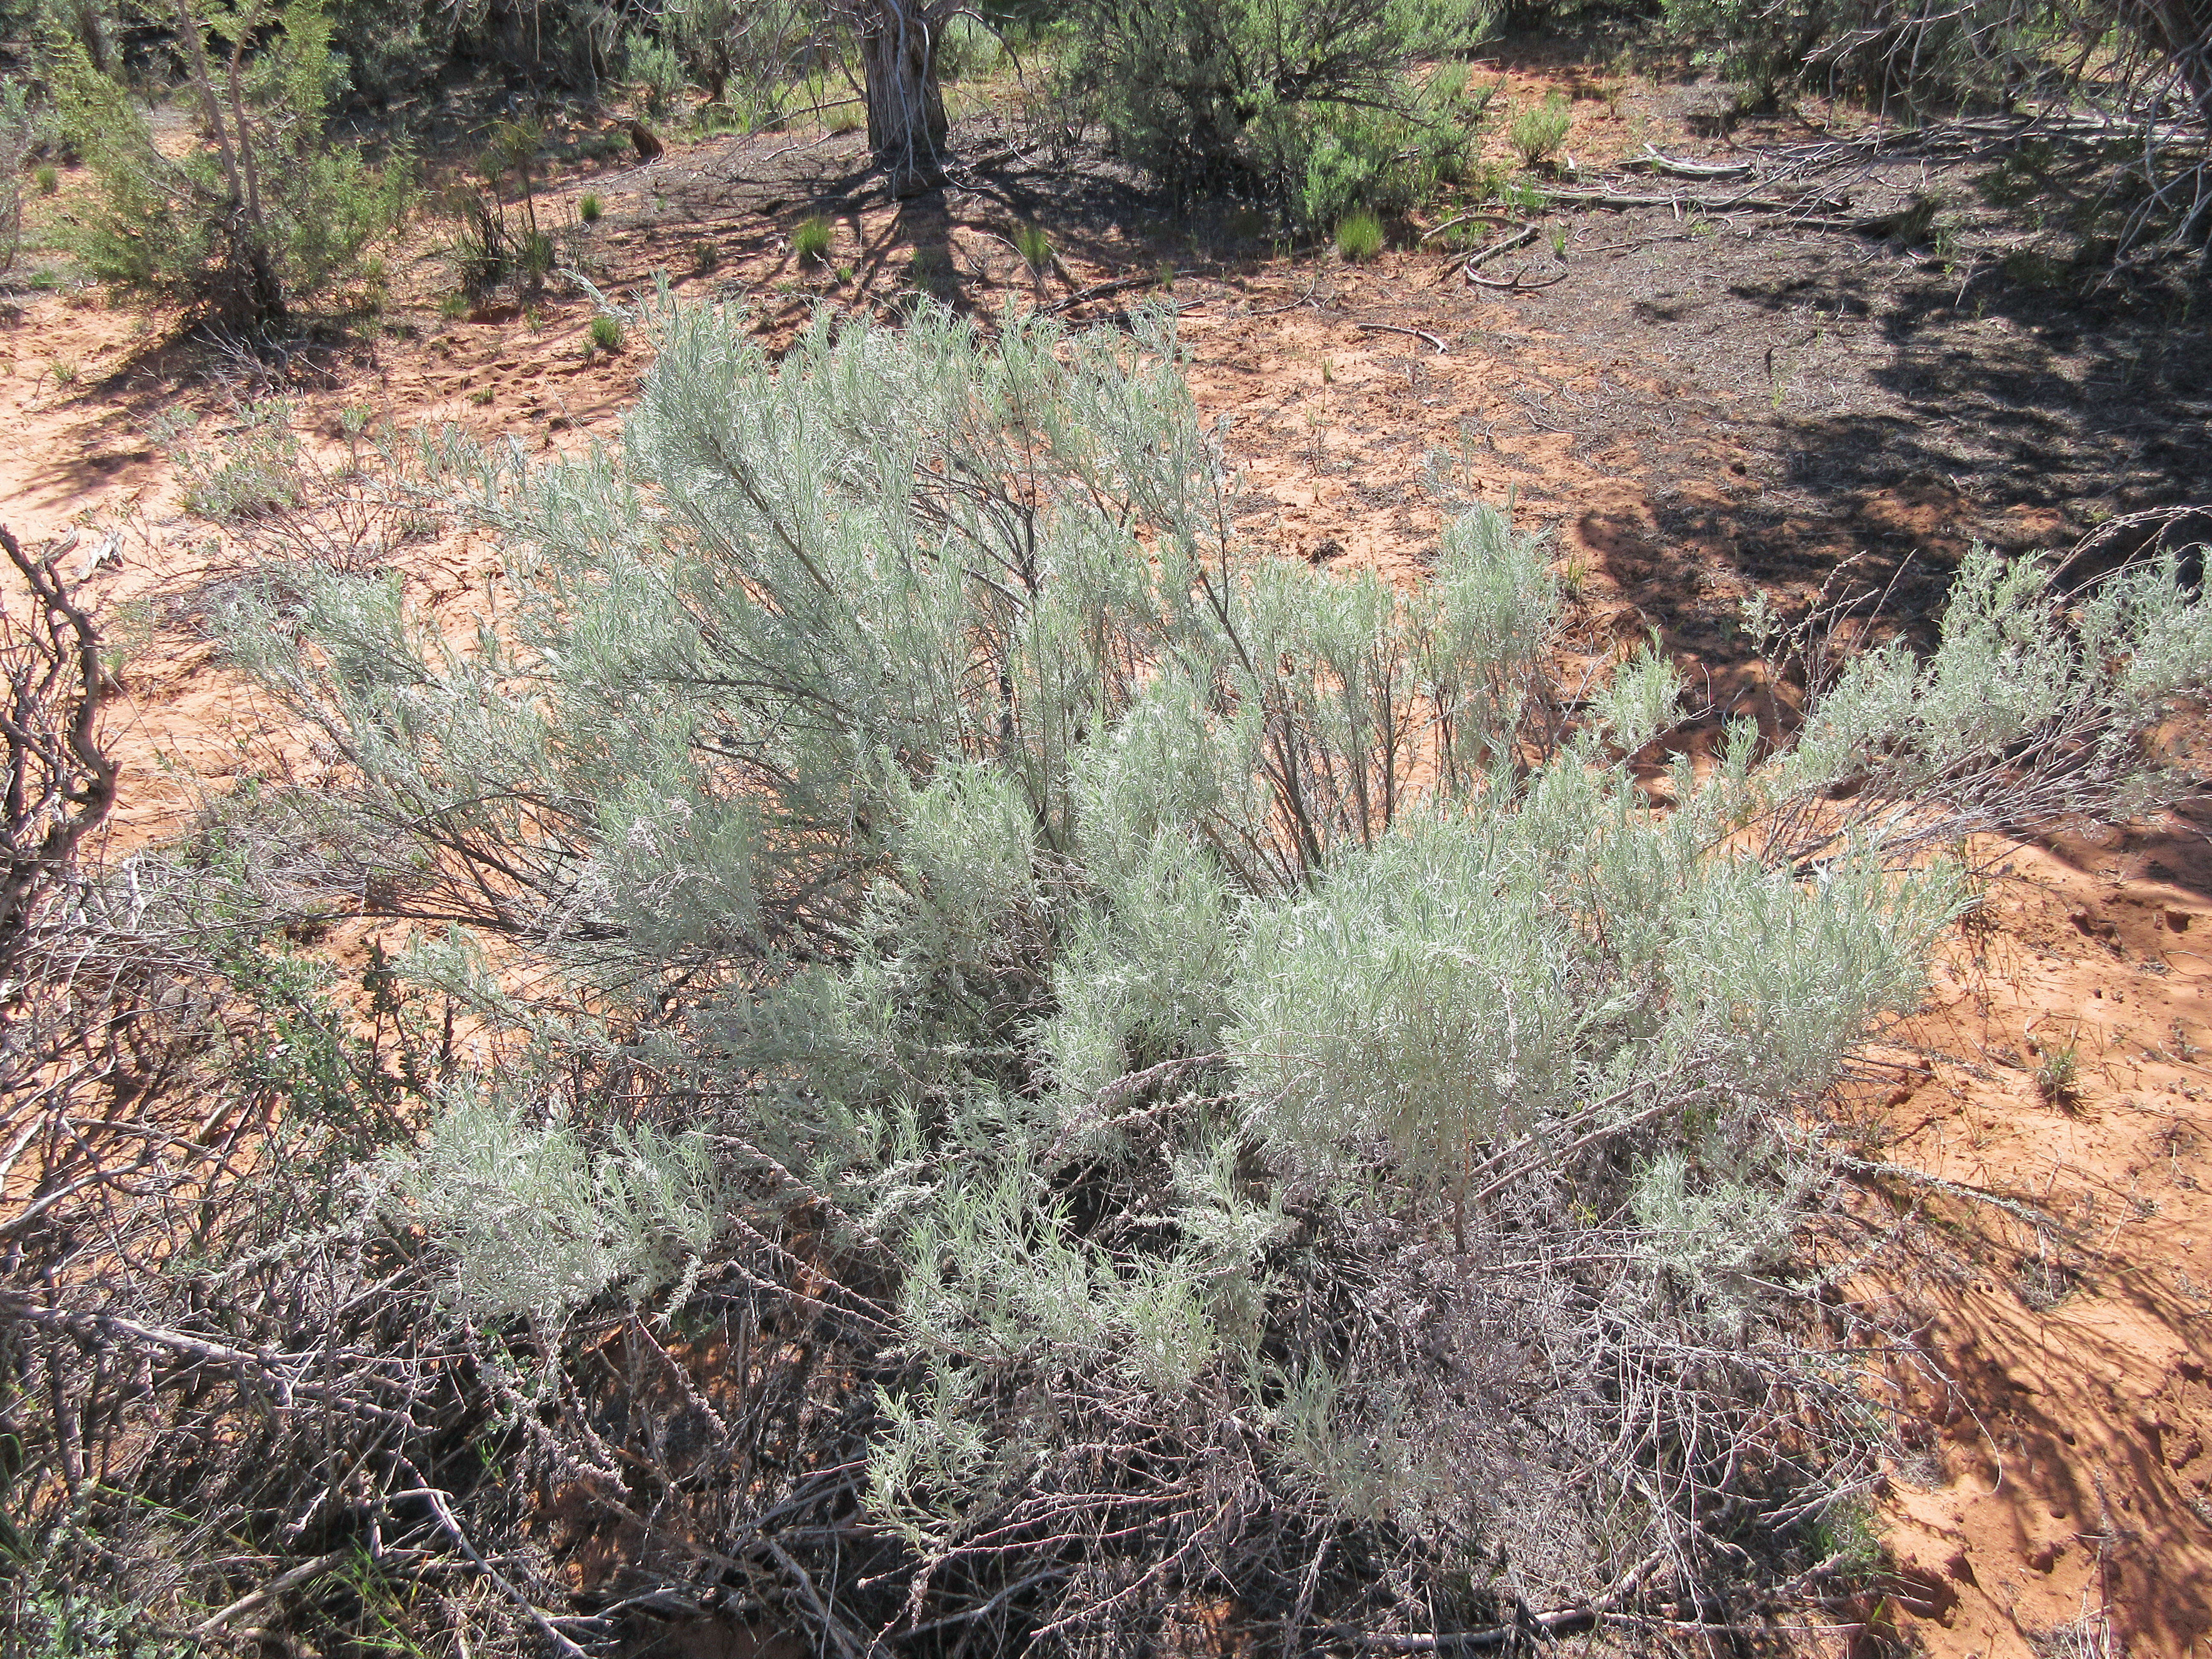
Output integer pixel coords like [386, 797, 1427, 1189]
[589, 313, 623, 352]
[2036, 1042, 2080, 1103]
[793, 215, 833, 264]
[519, 229, 555, 280]
[1335, 209, 1384, 262]
[35, 164, 58, 195]
[1014, 222, 1052, 274]
[578, 192, 602, 224]
[1509, 94, 1572, 167]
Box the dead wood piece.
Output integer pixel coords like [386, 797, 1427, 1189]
[1543, 184, 1845, 213]
[1468, 262, 1567, 293]
[1356, 322, 1449, 354]
[1044, 272, 1161, 314]
[1253, 274, 1320, 314]
[1462, 224, 1537, 274]
[1630, 144, 1756, 179]
[1418, 208, 1517, 243]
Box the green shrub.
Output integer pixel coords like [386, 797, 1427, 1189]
[1299, 67, 1488, 227]
[0, 80, 27, 274]
[1508, 92, 1571, 166]
[663, 0, 737, 103]
[220, 296, 2212, 1642]
[1335, 206, 1383, 259]
[588, 311, 622, 350]
[934, 10, 1006, 79]
[578, 190, 602, 224]
[35, 163, 58, 195]
[626, 31, 689, 115]
[439, 119, 557, 302]
[1071, 0, 1477, 220]
[51, 0, 411, 323]
[792, 212, 832, 262]
[905, 242, 952, 291]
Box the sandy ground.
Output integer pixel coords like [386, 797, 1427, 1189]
[5, 63, 2210, 1656]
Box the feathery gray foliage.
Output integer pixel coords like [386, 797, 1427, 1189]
[215, 294, 2212, 1645]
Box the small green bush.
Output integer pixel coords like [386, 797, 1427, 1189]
[35, 163, 58, 195]
[518, 227, 554, 280]
[626, 32, 689, 116]
[1656, 0, 2107, 122]
[1073, 0, 1478, 222]
[1508, 93, 1572, 166]
[792, 213, 832, 262]
[578, 191, 602, 224]
[1335, 207, 1383, 260]
[0, 80, 27, 274]
[52, 0, 411, 323]
[1299, 67, 1487, 228]
[906, 244, 953, 291]
[588, 311, 623, 350]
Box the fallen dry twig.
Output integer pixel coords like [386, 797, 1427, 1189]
[1356, 321, 1449, 353]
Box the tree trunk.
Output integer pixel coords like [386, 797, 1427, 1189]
[855, 0, 947, 195]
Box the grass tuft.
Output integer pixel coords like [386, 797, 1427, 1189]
[1509, 94, 1572, 167]
[2035, 1043, 2080, 1104]
[793, 215, 833, 264]
[1014, 222, 1052, 273]
[1335, 209, 1384, 262]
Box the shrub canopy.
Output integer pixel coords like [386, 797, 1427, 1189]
[204, 295, 2212, 1639]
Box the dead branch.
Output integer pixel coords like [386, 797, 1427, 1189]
[1356, 322, 1449, 353]
[1628, 145, 1756, 179]
[1, 522, 118, 977]
[1461, 224, 1537, 273]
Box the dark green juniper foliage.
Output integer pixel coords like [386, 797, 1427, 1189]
[201, 295, 2212, 1645]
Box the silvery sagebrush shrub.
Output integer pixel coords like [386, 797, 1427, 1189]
[223, 292, 2212, 1641]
